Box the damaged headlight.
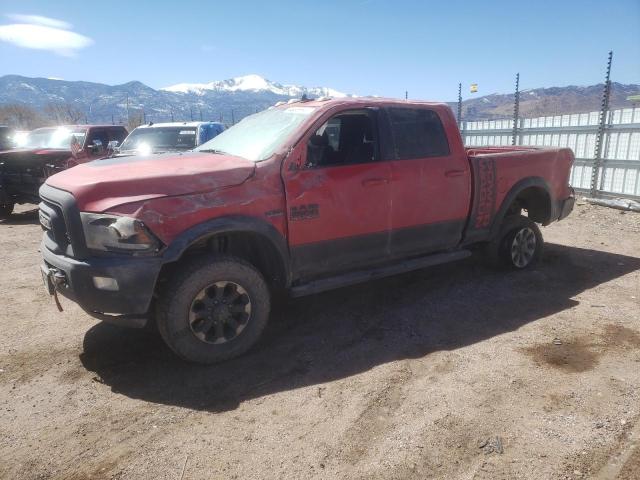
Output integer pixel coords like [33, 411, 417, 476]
[80, 213, 161, 254]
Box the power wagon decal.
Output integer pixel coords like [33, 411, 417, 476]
[290, 204, 319, 221]
[463, 156, 497, 244]
[474, 157, 497, 229]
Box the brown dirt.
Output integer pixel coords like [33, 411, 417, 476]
[1, 202, 639, 479]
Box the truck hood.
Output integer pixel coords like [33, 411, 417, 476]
[45, 151, 256, 212]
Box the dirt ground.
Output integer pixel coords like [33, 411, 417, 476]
[1, 201, 639, 480]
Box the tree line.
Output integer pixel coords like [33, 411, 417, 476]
[0, 103, 144, 131]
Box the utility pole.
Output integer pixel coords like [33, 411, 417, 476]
[170, 110, 174, 122]
[231, 109, 235, 125]
[591, 50, 613, 197]
[111, 114, 114, 125]
[189, 107, 194, 121]
[219, 112, 223, 123]
[511, 73, 520, 146]
[457, 82, 462, 127]
[126, 94, 130, 125]
[405, 90, 408, 100]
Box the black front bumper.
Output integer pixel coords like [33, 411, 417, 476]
[41, 241, 164, 327]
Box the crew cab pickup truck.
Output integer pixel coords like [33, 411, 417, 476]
[39, 98, 575, 363]
[0, 125, 128, 217]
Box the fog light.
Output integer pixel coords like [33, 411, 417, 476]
[93, 276, 119, 291]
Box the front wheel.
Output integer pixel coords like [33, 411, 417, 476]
[156, 255, 271, 364]
[486, 215, 543, 269]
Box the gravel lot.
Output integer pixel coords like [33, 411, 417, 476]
[1, 202, 639, 480]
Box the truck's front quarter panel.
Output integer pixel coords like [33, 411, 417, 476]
[106, 158, 288, 246]
[38, 158, 288, 322]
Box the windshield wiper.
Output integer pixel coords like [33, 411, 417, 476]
[198, 149, 229, 155]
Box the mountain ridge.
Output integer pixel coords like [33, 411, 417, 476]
[0, 74, 638, 127]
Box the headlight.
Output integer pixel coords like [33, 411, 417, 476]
[80, 213, 161, 254]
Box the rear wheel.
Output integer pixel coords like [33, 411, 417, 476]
[0, 203, 14, 219]
[486, 215, 543, 269]
[156, 255, 271, 364]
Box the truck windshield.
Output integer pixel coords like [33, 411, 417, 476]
[195, 106, 317, 161]
[23, 127, 87, 150]
[120, 126, 198, 152]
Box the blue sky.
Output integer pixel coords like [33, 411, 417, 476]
[0, 0, 638, 100]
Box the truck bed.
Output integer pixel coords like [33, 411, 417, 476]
[462, 146, 575, 244]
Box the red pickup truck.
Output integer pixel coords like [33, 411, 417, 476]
[39, 98, 574, 363]
[0, 125, 128, 217]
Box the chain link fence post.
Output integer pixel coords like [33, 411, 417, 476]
[590, 50, 613, 197]
[511, 73, 520, 146]
[457, 82, 463, 135]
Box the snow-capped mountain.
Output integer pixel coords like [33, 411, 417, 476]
[1, 74, 638, 128]
[162, 74, 349, 98]
[0, 74, 353, 127]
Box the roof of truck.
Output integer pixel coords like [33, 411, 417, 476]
[134, 121, 223, 129]
[273, 96, 450, 110]
[31, 125, 126, 131]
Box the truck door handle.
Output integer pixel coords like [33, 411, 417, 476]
[445, 169, 466, 178]
[361, 178, 389, 187]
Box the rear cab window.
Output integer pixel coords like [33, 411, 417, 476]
[385, 107, 450, 160]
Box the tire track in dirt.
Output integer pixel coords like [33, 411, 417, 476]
[336, 362, 413, 466]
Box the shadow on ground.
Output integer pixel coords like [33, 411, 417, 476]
[1, 208, 39, 226]
[80, 244, 640, 412]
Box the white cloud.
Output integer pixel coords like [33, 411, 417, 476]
[6, 14, 71, 29]
[0, 14, 92, 57]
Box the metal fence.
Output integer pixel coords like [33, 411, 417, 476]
[461, 107, 640, 199]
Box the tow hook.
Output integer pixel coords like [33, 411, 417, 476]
[47, 268, 66, 312]
[50, 269, 67, 288]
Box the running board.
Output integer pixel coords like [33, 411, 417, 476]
[290, 250, 471, 298]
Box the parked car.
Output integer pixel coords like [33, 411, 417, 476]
[115, 121, 225, 156]
[0, 125, 127, 217]
[10, 130, 30, 148]
[39, 98, 575, 363]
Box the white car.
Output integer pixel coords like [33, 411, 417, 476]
[116, 121, 225, 156]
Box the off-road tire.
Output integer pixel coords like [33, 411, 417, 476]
[156, 254, 271, 364]
[485, 215, 543, 269]
[0, 203, 14, 219]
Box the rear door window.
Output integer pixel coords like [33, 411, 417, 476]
[386, 108, 450, 160]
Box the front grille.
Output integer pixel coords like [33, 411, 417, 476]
[39, 184, 86, 259]
[39, 199, 70, 253]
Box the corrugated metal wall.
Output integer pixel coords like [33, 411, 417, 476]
[462, 107, 640, 199]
